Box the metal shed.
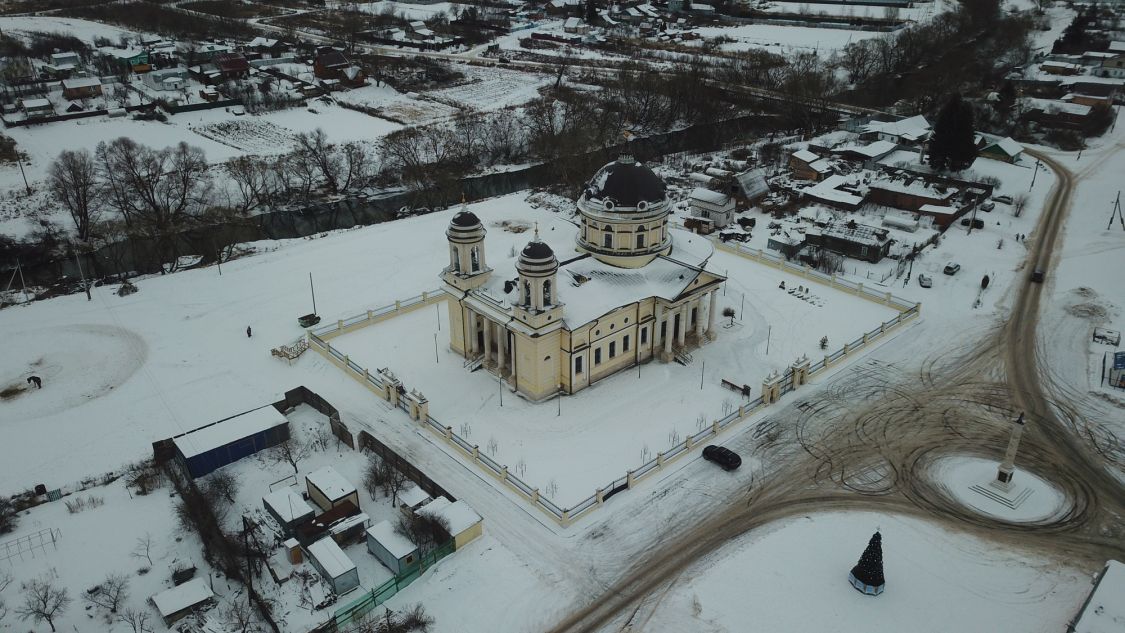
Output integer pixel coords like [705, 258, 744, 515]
[263, 487, 316, 536]
[307, 537, 360, 595]
[173, 406, 290, 478]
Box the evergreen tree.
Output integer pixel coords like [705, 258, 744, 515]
[927, 94, 977, 172]
[996, 81, 1016, 114]
[584, 0, 597, 23]
[849, 531, 885, 590]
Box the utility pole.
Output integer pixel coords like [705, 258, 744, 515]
[700, 360, 705, 390]
[308, 272, 317, 315]
[1029, 158, 1040, 191]
[73, 245, 90, 301]
[241, 515, 253, 609]
[15, 153, 30, 196]
[967, 201, 979, 235]
[1108, 191, 1123, 231]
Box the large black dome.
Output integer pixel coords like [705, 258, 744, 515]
[450, 210, 481, 227]
[521, 241, 554, 260]
[585, 159, 666, 209]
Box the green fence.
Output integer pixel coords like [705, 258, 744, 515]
[329, 540, 456, 631]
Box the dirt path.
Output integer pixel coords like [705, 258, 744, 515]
[546, 151, 1125, 633]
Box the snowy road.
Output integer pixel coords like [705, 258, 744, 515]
[544, 130, 1125, 633]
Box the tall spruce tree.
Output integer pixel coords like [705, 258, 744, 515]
[584, 0, 597, 23]
[928, 94, 977, 172]
[849, 531, 885, 591]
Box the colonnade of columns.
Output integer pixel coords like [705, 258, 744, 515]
[653, 289, 719, 359]
[465, 309, 512, 376]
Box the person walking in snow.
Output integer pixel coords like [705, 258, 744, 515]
[246, 326, 252, 338]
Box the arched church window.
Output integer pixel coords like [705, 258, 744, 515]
[451, 246, 460, 272]
[471, 246, 480, 272]
[524, 281, 532, 307]
[636, 233, 645, 249]
[603, 232, 613, 248]
[543, 279, 553, 306]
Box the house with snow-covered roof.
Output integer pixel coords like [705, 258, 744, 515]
[307, 537, 360, 595]
[860, 115, 931, 146]
[789, 149, 833, 182]
[151, 578, 214, 626]
[441, 155, 727, 402]
[687, 187, 736, 229]
[977, 135, 1024, 163]
[61, 76, 102, 100]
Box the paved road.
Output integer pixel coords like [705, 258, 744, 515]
[546, 147, 1125, 633]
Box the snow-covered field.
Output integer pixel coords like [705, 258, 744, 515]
[0, 15, 138, 44]
[692, 23, 884, 54]
[427, 67, 551, 110]
[646, 511, 1092, 633]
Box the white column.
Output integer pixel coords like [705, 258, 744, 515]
[483, 317, 493, 362]
[467, 310, 478, 355]
[695, 295, 705, 338]
[653, 303, 664, 349]
[677, 305, 687, 347]
[663, 308, 674, 356]
[497, 324, 506, 372]
[707, 290, 717, 334]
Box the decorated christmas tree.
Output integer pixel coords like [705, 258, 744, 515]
[848, 531, 885, 595]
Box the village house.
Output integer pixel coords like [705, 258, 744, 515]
[1103, 51, 1125, 78]
[151, 578, 214, 627]
[976, 135, 1024, 163]
[213, 52, 250, 80]
[789, 149, 833, 181]
[142, 67, 189, 91]
[1041, 60, 1083, 75]
[61, 76, 102, 100]
[313, 49, 366, 87]
[804, 221, 892, 263]
[20, 97, 54, 118]
[801, 174, 864, 211]
[564, 16, 592, 34]
[860, 115, 931, 146]
[866, 175, 958, 212]
[687, 187, 736, 229]
[306, 465, 359, 513]
[831, 140, 898, 169]
[47, 51, 81, 76]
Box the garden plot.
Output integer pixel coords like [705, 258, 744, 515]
[326, 221, 901, 508]
[425, 68, 552, 110]
[335, 86, 460, 125]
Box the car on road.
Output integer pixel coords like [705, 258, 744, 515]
[959, 217, 984, 229]
[943, 262, 961, 275]
[918, 274, 932, 288]
[703, 445, 742, 471]
[992, 194, 1014, 204]
[1031, 268, 1045, 283]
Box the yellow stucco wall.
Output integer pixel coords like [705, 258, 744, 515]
[453, 520, 483, 550]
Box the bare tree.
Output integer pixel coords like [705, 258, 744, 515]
[0, 570, 12, 621]
[380, 463, 408, 506]
[16, 579, 71, 632]
[132, 533, 154, 567]
[395, 512, 450, 554]
[222, 598, 261, 633]
[84, 573, 129, 613]
[224, 155, 273, 215]
[47, 149, 99, 241]
[118, 607, 154, 633]
[272, 437, 311, 475]
[293, 128, 342, 193]
[0, 495, 17, 534]
[204, 470, 241, 506]
[363, 453, 386, 500]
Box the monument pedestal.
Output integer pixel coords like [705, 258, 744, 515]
[969, 472, 1034, 510]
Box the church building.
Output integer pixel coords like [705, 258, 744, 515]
[440, 156, 727, 402]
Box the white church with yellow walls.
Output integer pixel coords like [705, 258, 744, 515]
[440, 156, 727, 402]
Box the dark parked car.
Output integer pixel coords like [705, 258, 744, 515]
[943, 262, 961, 275]
[1031, 268, 1045, 283]
[703, 445, 742, 471]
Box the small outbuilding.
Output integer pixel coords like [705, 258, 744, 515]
[263, 487, 316, 536]
[151, 578, 214, 626]
[398, 483, 432, 515]
[306, 465, 359, 513]
[307, 536, 360, 595]
[1108, 352, 1125, 389]
[366, 520, 419, 575]
[173, 406, 290, 478]
[417, 497, 483, 550]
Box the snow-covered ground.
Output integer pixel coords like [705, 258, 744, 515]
[931, 455, 1068, 522]
[645, 511, 1092, 633]
[327, 225, 900, 505]
[0, 15, 138, 45]
[691, 23, 884, 55]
